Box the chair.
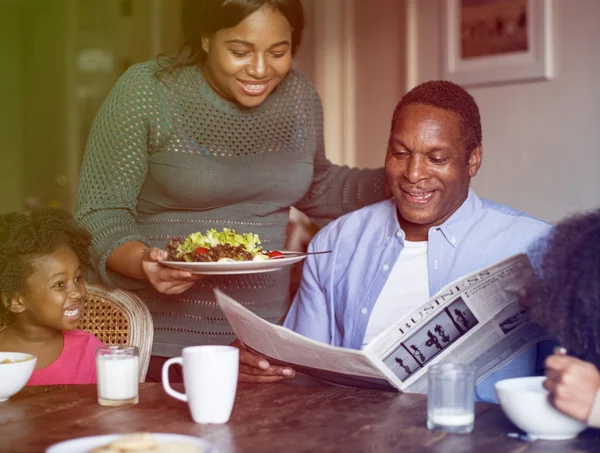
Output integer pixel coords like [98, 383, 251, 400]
[0, 283, 153, 383]
[82, 283, 153, 382]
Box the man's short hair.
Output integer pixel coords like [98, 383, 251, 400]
[391, 80, 482, 154]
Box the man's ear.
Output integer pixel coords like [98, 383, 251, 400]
[468, 145, 483, 178]
[201, 35, 211, 55]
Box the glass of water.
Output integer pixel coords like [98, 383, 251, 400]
[427, 362, 475, 433]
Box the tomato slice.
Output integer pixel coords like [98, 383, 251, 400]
[195, 247, 210, 255]
[267, 250, 284, 259]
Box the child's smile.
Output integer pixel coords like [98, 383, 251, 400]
[62, 305, 82, 321]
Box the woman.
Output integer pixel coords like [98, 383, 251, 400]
[523, 210, 600, 428]
[75, 0, 388, 381]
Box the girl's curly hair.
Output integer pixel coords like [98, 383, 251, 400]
[0, 208, 92, 316]
[524, 209, 600, 366]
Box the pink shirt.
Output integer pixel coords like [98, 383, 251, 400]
[27, 330, 104, 386]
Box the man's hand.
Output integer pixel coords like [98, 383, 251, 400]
[543, 354, 600, 422]
[233, 340, 295, 383]
[141, 247, 202, 294]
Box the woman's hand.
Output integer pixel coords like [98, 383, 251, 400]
[543, 354, 600, 422]
[141, 247, 201, 295]
[232, 339, 295, 383]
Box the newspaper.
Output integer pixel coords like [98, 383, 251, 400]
[215, 253, 551, 392]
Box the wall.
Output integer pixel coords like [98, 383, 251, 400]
[151, 0, 183, 56]
[353, 0, 407, 169]
[0, 4, 25, 213]
[3, 0, 73, 212]
[293, 0, 315, 77]
[306, 0, 407, 169]
[412, 0, 600, 224]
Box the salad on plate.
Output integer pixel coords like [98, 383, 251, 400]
[165, 228, 284, 263]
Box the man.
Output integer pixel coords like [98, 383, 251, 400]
[238, 80, 552, 402]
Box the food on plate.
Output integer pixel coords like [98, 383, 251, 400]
[166, 228, 283, 263]
[0, 356, 34, 364]
[88, 433, 204, 453]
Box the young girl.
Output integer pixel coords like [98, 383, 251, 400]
[0, 208, 104, 385]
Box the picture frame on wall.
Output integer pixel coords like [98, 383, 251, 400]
[442, 0, 554, 87]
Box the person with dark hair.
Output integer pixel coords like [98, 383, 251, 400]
[522, 210, 600, 428]
[238, 80, 552, 403]
[0, 209, 104, 385]
[75, 0, 388, 382]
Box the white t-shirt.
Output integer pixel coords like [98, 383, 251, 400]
[362, 240, 429, 347]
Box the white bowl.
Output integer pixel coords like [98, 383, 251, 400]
[495, 376, 587, 440]
[0, 352, 37, 402]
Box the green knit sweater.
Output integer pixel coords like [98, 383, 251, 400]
[75, 61, 387, 357]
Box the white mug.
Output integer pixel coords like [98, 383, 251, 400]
[162, 345, 239, 424]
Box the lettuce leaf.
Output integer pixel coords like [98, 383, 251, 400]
[175, 228, 262, 261]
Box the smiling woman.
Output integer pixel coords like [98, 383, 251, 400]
[161, 0, 303, 108]
[74, 0, 389, 383]
[0, 208, 105, 385]
[200, 5, 294, 107]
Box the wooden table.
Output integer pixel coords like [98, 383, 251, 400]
[1, 377, 598, 453]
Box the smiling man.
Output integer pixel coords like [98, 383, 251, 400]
[238, 80, 552, 402]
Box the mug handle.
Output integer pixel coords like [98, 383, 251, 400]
[162, 357, 187, 402]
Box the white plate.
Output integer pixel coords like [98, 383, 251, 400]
[159, 251, 307, 275]
[46, 433, 217, 453]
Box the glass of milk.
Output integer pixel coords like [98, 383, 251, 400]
[427, 362, 475, 433]
[96, 345, 139, 406]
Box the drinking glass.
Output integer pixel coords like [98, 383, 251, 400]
[96, 345, 139, 406]
[427, 362, 475, 433]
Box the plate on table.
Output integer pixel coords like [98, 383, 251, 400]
[159, 251, 308, 275]
[46, 433, 217, 453]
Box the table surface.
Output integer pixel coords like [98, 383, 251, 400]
[1, 377, 598, 453]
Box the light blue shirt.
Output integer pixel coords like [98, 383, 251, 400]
[284, 189, 552, 402]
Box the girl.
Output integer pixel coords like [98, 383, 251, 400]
[0, 208, 104, 385]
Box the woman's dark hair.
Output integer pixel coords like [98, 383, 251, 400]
[0, 208, 92, 315]
[158, 0, 304, 74]
[523, 209, 600, 366]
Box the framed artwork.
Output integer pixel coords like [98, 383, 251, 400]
[442, 0, 554, 87]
